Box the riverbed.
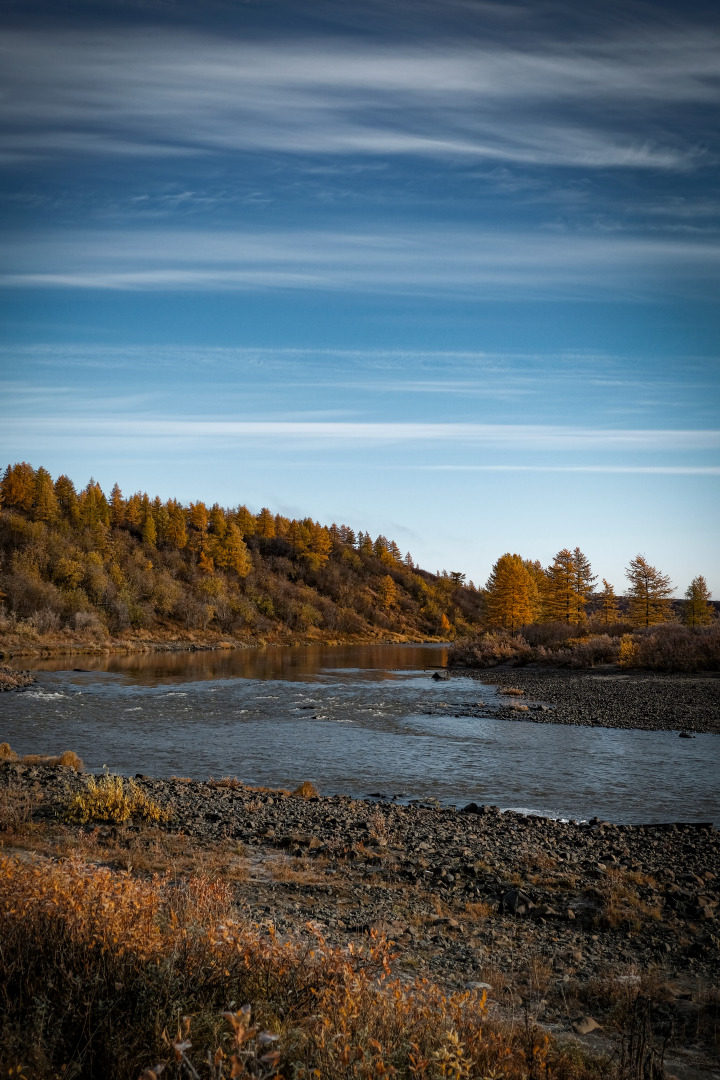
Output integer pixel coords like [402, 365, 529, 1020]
[2, 644, 718, 823]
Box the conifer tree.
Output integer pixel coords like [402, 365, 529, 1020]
[569, 547, 596, 623]
[214, 523, 251, 576]
[597, 579, 621, 625]
[33, 466, 59, 522]
[109, 483, 124, 527]
[378, 575, 397, 609]
[683, 575, 714, 626]
[54, 474, 79, 522]
[543, 548, 576, 623]
[1, 462, 35, 512]
[625, 554, 673, 627]
[484, 553, 536, 632]
[256, 507, 276, 539]
[142, 509, 157, 548]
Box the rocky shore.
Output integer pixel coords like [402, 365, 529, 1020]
[0, 664, 34, 691]
[451, 667, 720, 736]
[2, 761, 718, 1075]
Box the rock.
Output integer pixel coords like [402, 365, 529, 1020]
[501, 889, 534, 916]
[678, 731, 695, 739]
[465, 981, 492, 992]
[573, 1016, 602, 1035]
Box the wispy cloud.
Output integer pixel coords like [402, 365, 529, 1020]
[4, 417, 718, 452]
[1, 27, 716, 170]
[2, 227, 718, 297]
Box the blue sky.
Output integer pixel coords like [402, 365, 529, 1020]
[1, 0, 718, 594]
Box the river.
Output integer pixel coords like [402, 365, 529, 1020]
[2, 644, 717, 824]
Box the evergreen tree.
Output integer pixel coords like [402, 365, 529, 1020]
[683, 575, 714, 626]
[571, 547, 597, 623]
[54, 474, 79, 522]
[625, 554, 673, 627]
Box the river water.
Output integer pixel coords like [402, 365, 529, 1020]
[2, 644, 718, 824]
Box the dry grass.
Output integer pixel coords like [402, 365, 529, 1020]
[0, 852, 621, 1080]
[268, 854, 329, 884]
[64, 773, 171, 825]
[595, 869, 663, 931]
[292, 780, 319, 798]
[0, 742, 83, 770]
[502, 687, 525, 696]
[0, 780, 42, 833]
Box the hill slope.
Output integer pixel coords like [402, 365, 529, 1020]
[0, 462, 483, 651]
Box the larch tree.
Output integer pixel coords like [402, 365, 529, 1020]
[378, 574, 398, 609]
[33, 466, 59, 522]
[484, 553, 536, 632]
[625, 554, 674, 627]
[571, 547, 597, 623]
[255, 507, 276, 539]
[683, 576, 714, 626]
[214, 523, 251, 577]
[54, 474, 79, 522]
[1, 462, 36, 512]
[597, 579, 621, 625]
[109, 483, 125, 527]
[542, 548, 576, 623]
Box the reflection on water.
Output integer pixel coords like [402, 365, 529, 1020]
[24, 643, 450, 684]
[3, 645, 718, 824]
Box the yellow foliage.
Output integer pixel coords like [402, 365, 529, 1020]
[64, 773, 171, 825]
[618, 634, 638, 667]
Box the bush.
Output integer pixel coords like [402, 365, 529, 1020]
[0, 853, 606, 1080]
[64, 773, 170, 825]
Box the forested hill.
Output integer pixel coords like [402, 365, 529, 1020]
[0, 462, 483, 646]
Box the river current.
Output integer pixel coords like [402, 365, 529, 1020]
[2, 644, 717, 824]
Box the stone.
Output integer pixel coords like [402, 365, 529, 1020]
[573, 1016, 602, 1035]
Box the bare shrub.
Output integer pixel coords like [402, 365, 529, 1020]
[450, 631, 534, 668]
[552, 634, 620, 668]
[633, 623, 720, 672]
[29, 607, 60, 633]
[73, 609, 105, 633]
[0, 741, 18, 761]
[0, 782, 41, 832]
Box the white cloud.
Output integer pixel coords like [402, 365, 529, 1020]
[2, 227, 718, 297]
[0, 26, 716, 169]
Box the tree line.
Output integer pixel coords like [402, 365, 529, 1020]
[482, 548, 714, 633]
[0, 462, 482, 640]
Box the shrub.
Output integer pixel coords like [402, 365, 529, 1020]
[0, 853, 606, 1080]
[293, 780, 319, 798]
[64, 773, 170, 825]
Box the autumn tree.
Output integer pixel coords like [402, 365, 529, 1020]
[54, 475, 79, 522]
[484, 553, 537, 632]
[378, 575, 397, 609]
[256, 507, 276, 539]
[33, 467, 59, 522]
[625, 554, 673, 627]
[683, 576, 714, 626]
[109, 483, 125, 527]
[214, 523, 252, 577]
[597, 579, 621, 625]
[543, 548, 595, 624]
[1, 462, 35, 512]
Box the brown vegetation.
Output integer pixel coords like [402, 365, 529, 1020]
[451, 621, 720, 672]
[0, 852, 621, 1080]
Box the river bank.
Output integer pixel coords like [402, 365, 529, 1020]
[1, 760, 718, 1076]
[453, 667, 720, 736]
[0, 626, 447, 661]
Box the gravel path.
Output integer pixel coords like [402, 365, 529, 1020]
[456, 667, 720, 735]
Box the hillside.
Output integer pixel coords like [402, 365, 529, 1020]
[0, 462, 483, 652]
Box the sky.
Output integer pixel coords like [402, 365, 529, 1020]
[1, 0, 719, 595]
